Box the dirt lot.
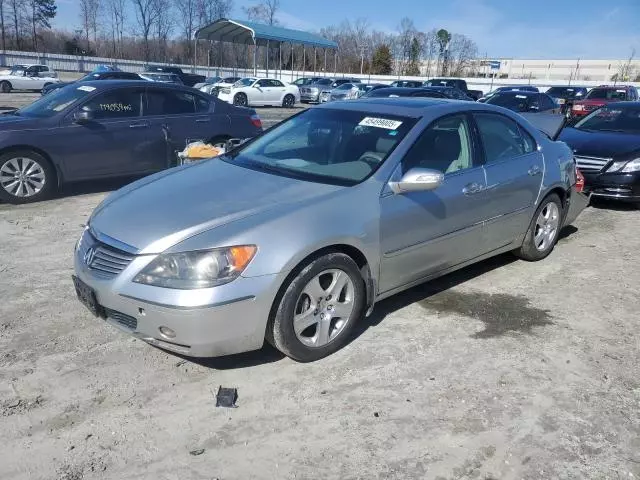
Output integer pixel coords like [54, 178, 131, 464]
[0, 93, 639, 479]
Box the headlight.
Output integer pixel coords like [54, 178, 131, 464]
[133, 245, 256, 289]
[621, 158, 640, 173]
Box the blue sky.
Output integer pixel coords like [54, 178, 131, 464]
[54, 0, 640, 59]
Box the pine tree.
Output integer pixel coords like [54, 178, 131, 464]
[30, 0, 56, 51]
[371, 44, 393, 75]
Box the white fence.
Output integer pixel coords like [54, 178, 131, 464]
[1, 49, 639, 95]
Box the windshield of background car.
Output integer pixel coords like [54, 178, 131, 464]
[10, 66, 25, 75]
[235, 78, 255, 87]
[336, 84, 353, 91]
[547, 87, 584, 98]
[574, 106, 640, 133]
[16, 85, 91, 118]
[223, 108, 417, 185]
[314, 79, 333, 86]
[484, 93, 533, 112]
[424, 79, 455, 87]
[586, 88, 628, 100]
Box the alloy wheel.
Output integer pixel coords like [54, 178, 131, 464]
[534, 202, 560, 251]
[293, 269, 355, 348]
[0, 157, 46, 198]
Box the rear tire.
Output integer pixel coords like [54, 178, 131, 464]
[233, 93, 247, 106]
[0, 81, 12, 93]
[282, 94, 295, 108]
[0, 150, 56, 204]
[514, 193, 563, 261]
[267, 252, 366, 362]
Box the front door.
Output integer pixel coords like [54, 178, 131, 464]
[379, 113, 489, 293]
[473, 112, 544, 249]
[60, 87, 148, 180]
[254, 79, 275, 104]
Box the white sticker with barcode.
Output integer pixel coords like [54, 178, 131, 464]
[359, 117, 403, 130]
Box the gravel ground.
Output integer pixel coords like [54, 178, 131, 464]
[0, 92, 639, 479]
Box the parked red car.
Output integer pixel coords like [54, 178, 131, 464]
[571, 85, 639, 117]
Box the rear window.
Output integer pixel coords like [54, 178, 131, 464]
[586, 88, 629, 100]
[484, 92, 534, 112]
[546, 87, 585, 99]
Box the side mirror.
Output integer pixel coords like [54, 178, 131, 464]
[389, 168, 444, 194]
[74, 110, 95, 123]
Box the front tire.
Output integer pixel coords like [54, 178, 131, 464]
[233, 93, 247, 106]
[0, 81, 12, 93]
[282, 94, 295, 108]
[267, 252, 366, 362]
[514, 193, 562, 261]
[0, 150, 56, 204]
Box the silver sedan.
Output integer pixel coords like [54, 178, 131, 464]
[73, 99, 587, 362]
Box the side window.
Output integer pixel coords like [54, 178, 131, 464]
[270, 80, 284, 87]
[195, 95, 210, 113]
[541, 95, 555, 111]
[80, 89, 142, 119]
[257, 79, 270, 87]
[401, 114, 475, 175]
[145, 90, 196, 116]
[474, 113, 533, 164]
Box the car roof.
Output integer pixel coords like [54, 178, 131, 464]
[72, 80, 193, 91]
[593, 85, 635, 89]
[492, 90, 538, 96]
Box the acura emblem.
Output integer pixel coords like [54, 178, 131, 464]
[84, 247, 96, 266]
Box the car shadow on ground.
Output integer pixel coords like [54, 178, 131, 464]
[589, 198, 638, 212]
[58, 176, 144, 198]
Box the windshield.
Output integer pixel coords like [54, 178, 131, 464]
[547, 87, 585, 99]
[79, 72, 102, 81]
[586, 88, 628, 101]
[10, 66, 26, 75]
[574, 106, 640, 133]
[16, 85, 91, 118]
[205, 77, 221, 83]
[484, 93, 534, 112]
[235, 78, 256, 87]
[314, 78, 333, 86]
[336, 84, 353, 90]
[222, 108, 416, 185]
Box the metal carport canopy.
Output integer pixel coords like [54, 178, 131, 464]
[194, 18, 338, 49]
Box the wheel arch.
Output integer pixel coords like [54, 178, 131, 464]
[0, 145, 61, 187]
[266, 243, 376, 336]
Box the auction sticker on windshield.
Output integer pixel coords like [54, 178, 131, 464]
[77, 86, 96, 92]
[359, 117, 403, 130]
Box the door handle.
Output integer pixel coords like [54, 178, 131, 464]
[195, 118, 210, 123]
[528, 165, 541, 176]
[462, 182, 484, 195]
[129, 121, 149, 129]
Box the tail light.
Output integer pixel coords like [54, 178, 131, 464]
[572, 104, 584, 112]
[250, 114, 262, 129]
[575, 167, 585, 193]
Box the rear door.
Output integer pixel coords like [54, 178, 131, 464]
[269, 79, 287, 103]
[144, 87, 219, 165]
[473, 112, 544, 250]
[60, 87, 149, 178]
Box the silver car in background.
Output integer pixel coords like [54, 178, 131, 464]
[73, 99, 587, 362]
[328, 82, 367, 102]
[299, 78, 334, 103]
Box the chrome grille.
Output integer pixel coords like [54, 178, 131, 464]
[575, 155, 611, 173]
[78, 229, 135, 278]
[104, 309, 137, 330]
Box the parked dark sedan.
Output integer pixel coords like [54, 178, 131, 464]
[362, 86, 473, 100]
[42, 70, 142, 96]
[389, 80, 424, 88]
[480, 91, 560, 114]
[0, 81, 263, 204]
[558, 102, 640, 205]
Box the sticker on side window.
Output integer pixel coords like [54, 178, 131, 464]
[359, 117, 403, 130]
[77, 86, 96, 92]
[515, 94, 528, 99]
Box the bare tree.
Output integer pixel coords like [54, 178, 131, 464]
[616, 47, 636, 82]
[197, 0, 233, 24]
[78, 0, 99, 52]
[0, 0, 6, 51]
[8, 0, 25, 49]
[106, 0, 126, 57]
[153, 0, 173, 61]
[395, 17, 416, 75]
[174, 0, 196, 60]
[447, 33, 477, 76]
[243, 0, 278, 25]
[130, 0, 160, 62]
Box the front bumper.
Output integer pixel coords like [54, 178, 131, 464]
[73, 243, 283, 357]
[300, 91, 320, 102]
[583, 171, 640, 202]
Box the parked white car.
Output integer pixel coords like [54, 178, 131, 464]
[0, 64, 60, 92]
[217, 77, 299, 107]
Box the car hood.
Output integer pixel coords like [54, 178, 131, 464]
[0, 114, 45, 130]
[90, 159, 343, 254]
[574, 98, 619, 106]
[558, 127, 640, 158]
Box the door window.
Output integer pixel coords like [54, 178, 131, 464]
[80, 88, 142, 119]
[257, 79, 271, 88]
[401, 114, 475, 174]
[474, 113, 534, 164]
[269, 79, 285, 87]
[195, 95, 210, 112]
[145, 89, 197, 115]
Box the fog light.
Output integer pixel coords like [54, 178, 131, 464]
[159, 326, 176, 338]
